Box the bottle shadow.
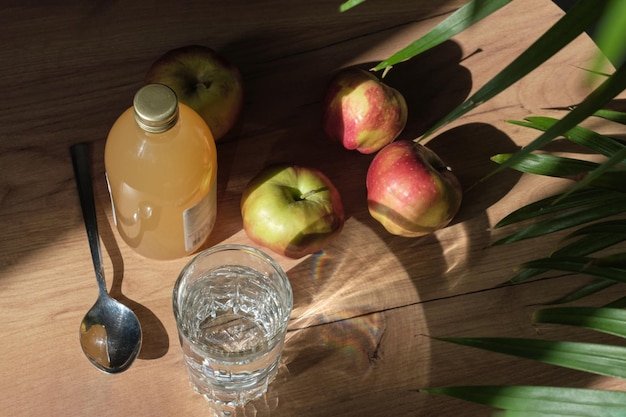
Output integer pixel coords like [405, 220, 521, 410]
[96, 197, 170, 360]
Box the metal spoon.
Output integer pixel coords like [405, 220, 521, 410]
[71, 142, 142, 373]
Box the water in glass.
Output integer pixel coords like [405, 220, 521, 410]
[174, 248, 292, 415]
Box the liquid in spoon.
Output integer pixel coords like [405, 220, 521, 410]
[80, 323, 110, 368]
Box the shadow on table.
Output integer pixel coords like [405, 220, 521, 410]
[243, 37, 567, 415]
[240, 39, 513, 415]
[96, 201, 170, 361]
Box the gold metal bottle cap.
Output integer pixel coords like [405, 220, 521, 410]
[133, 84, 179, 133]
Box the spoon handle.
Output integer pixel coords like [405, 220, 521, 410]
[70, 143, 107, 295]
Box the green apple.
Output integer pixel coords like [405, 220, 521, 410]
[322, 68, 408, 154]
[366, 140, 462, 237]
[145, 44, 243, 141]
[241, 164, 345, 259]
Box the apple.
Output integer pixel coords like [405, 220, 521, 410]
[366, 140, 462, 237]
[322, 68, 408, 154]
[145, 44, 243, 141]
[241, 164, 345, 259]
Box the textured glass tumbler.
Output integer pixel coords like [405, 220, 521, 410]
[173, 244, 293, 415]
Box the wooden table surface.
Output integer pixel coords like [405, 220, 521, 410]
[2, 1, 624, 416]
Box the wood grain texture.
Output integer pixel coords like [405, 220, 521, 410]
[1, 0, 624, 416]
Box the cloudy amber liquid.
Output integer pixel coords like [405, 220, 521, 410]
[105, 103, 217, 260]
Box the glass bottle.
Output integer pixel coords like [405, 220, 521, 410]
[104, 84, 217, 260]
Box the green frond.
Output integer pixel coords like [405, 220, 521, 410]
[546, 280, 617, 305]
[492, 192, 626, 246]
[338, 0, 365, 12]
[354, 0, 626, 414]
[371, 0, 512, 71]
[507, 116, 626, 157]
[494, 188, 612, 228]
[490, 153, 599, 178]
[519, 255, 626, 284]
[533, 306, 626, 338]
[433, 336, 626, 379]
[421, 0, 610, 138]
[593, 109, 626, 124]
[422, 386, 626, 417]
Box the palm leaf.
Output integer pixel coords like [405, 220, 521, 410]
[496, 112, 626, 288]
[501, 113, 626, 201]
[604, 296, 626, 308]
[506, 116, 626, 157]
[556, 231, 626, 257]
[420, 0, 609, 138]
[492, 194, 626, 246]
[338, 0, 365, 12]
[534, 232, 626, 303]
[592, 0, 626, 67]
[584, 169, 626, 192]
[490, 153, 599, 178]
[505, 232, 626, 286]
[568, 219, 626, 236]
[546, 279, 617, 305]
[533, 306, 626, 338]
[433, 336, 626, 378]
[358, 0, 626, 414]
[492, 150, 626, 205]
[592, 109, 626, 124]
[486, 62, 626, 185]
[371, 0, 512, 71]
[558, 147, 626, 200]
[346, 1, 626, 415]
[494, 188, 612, 228]
[425, 305, 626, 414]
[513, 251, 626, 303]
[519, 255, 626, 284]
[421, 386, 626, 417]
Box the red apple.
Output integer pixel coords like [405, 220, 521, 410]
[366, 140, 462, 237]
[322, 68, 408, 154]
[145, 45, 243, 141]
[241, 164, 345, 259]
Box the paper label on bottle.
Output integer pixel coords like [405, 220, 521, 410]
[183, 184, 217, 252]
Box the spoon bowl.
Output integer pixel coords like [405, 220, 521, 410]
[71, 143, 142, 373]
[80, 295, 142, 373]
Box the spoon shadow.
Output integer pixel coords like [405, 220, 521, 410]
[96, 201, 170, 360]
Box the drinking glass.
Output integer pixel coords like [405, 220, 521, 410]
[173, 244, 293, 416]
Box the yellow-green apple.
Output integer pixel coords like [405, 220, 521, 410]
[241, 164, 345, 259]
[145, 45, 243, 141]
[322, 68, 408, 154]
[366, 140, 462, 237]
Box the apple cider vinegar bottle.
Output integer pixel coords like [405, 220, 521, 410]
[104, 84, 218, 260]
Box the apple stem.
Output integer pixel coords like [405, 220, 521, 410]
[299, 187, 328, 200]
